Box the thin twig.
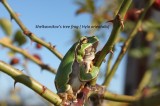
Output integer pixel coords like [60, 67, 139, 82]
[0, 37, 57, 74]
[106, 53, 114, 75]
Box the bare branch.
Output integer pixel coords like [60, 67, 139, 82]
[0, 37, 56, 74]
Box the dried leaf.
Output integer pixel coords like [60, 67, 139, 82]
[13, 30, 27, 46]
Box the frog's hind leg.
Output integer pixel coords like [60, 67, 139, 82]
[58, 92, 69, 105]
[58, 84, 77, 105]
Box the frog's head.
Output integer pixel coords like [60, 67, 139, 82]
[76, 36, 99, 63]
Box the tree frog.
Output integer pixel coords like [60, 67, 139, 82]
[54, 36, 99, 105]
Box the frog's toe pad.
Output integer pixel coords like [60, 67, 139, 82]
[64, 102, 70, 106]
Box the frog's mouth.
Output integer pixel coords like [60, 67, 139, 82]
[84, 42, 98, 60]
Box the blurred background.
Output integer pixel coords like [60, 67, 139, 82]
[0, 0, 160, 105]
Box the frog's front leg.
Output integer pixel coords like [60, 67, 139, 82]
[57, 84, 77, 105]
[79, 64, 99, 82]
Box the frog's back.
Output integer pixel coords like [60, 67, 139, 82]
[55, 43, 78, 91]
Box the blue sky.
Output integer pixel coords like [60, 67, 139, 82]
[0, 0, 126, 104]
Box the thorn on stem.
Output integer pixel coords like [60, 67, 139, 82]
[53, 45, 56, 49]
[135, 8, 144, 14]
[121, 45, 126, 54]
[41, 65, 45, 72]
[15, 12, 21, 17]
[10, 12, 20, 21]
[41, 64, 49, 70]
[40, 86, 47, 95]
[103, 59, 106, 63]
[117, 14, 124, 30]
[138, 24, 143, 32]
[106, 20, 114, 23]
[23, 30, 32, 37]
[14, 81, 17, 89]
[106, 14, 124, 29]
[49, 42, 56, 50]
[10, 15, 13, 21]
[110, 50, 114, 54]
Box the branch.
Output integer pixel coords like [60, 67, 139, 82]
[95, 0, 132, 67]
[0, 37, 57, 74]
[132, 91, 160, 106]
[90, 88, 160, 105]
[102, 53, 113, 85]
[135, 70, 152, 96]
[0, 0, 63, 60]
[103, 0, 155, 87]
[106, 53, 113, 75]
[89, 90, 138, 103]
[0, 61, 62, 106]
[89, 0, 132, 85]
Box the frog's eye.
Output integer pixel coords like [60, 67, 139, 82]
[80, 37, 88, 44]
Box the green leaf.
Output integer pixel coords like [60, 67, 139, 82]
[129, 48, 143, 58]
[129, 47, 151, 58]
[8, 50, 16, 57]
[123, 21, 135, 33]
[86, 0, 95, 13]
[92, 14, 103, 26]
[75, 1, 85, 7]
[13, 30, 27, 46]
[75, 0, 95, 14]
[76, 7, 87, 15]
[142, 19, 160, 32]
[0, 18, 12, 36]
[141, 47, 151, 56]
